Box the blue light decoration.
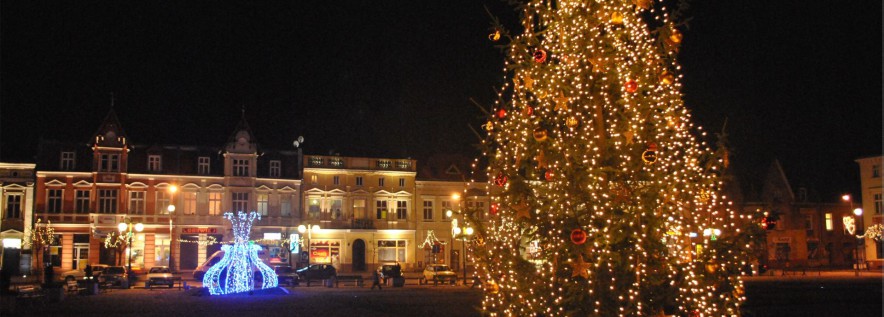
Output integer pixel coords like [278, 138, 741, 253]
[203, 211, 278, 295]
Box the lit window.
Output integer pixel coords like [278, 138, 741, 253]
[47, 189, 63, 213]
[61, 152, 76, 170]
[442, 201, 452, 219]
[311, 175, 318, 184]
[148, 155, 162, 172]
[308, 197, 321, 219]
[257, 193, 269, 216]
[825, 213, 833, 231]
[208, 192, 222, 215]
[377, 240, 406, 263]
[331, 199, 343, 220]
[269, 160, 281, 178]
[183, 192, 197, 215]
[157, 191, 171, 214]
[198, 157, 210, 175]
[376, 200, 387, 219]
[129, 191, 145, 214]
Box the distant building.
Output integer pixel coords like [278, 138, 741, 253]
[0, 162, 36, 275]
[855, 155, 883, 268]
[741, 160, 859, 269]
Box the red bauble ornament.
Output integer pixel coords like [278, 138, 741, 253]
[625, 80, 638, 93]
[544, 169, 554, 181]
[533, 49, 548, 63]
[494, 173, 508, 186]
[570, 228, 587, 245]
[490, 203, 500, 216]
[496, 108, 507, 119]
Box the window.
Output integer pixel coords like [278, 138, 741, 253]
[157, 191, 171, 214]
[376, 200, 387, 219]
[873, 164, 880, 178]
[825, 213, 833, 231]
[61, 152, 76, 170]
[378, 177, 385, 187]
[47, 189, 63, 213]
[198, 157, 210, 175]
[353, 199, 366, 219]
[310, 175, 318, 184]
[269, 160, 281, 178]
[423, 200, 433, 221]
[875, 193, 883, 215]
[98, 189, 117, 213]
[804, 214, 813, 236]
[232, 192, 249, 212]
[99, 154, 120, 172]
[308, 198, 321, 219]
[281, 195, 292, 216]
[129, 191, 145, 214]
[75, 190, 90, 213]
[208, 192, 222, 215]
[442, 200, 453, 219]
[330, 199, 343, 220]
[233, 159, 249, 177]
[399, 178, 405, 187]
[257, 193, 269, 216]
[377, 240, 406, 263]
[148, 155, 162, 172]
[4, 194, 22, 219]
[807, 242, 819, 260]
[396, 200, 407, 220]
[333, 176, 340, 185]
[356, 176, 363, 186]
[183, 192, 197, 215]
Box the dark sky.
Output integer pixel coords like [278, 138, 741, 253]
[1, 1, 881, 201]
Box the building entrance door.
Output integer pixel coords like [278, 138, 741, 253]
[352, 239, 366, 271]
[73, 244, 89, 270]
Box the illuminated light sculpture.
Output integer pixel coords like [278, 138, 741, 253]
[203, 211, 278, 295]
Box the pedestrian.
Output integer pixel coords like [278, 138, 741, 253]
[371, 269, 383, 290]
[44, 264, 55, 287]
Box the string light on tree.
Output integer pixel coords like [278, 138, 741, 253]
[474, 0, 755, 316]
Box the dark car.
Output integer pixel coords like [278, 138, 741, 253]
[295, 264, 336, 285]
[274, 265, 299, 286]
[380, 264, 402, 284]
[99, 266, 128, 287]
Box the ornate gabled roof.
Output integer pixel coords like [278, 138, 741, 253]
[91, 108, 128, 148]
[225, 109, 259, 154]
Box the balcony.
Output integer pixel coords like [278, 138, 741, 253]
[304, 155, 416, 172]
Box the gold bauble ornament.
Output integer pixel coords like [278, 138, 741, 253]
[533, 128, 548, 142]
[566, 116, 580, 128]
[660, 71, 675, 85]
[633, 0, 652, 10]
[669, 29, 683, 44]
[488, 30, 501, 41]
[610, 12, 624, 25]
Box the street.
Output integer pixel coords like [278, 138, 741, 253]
[2, 271, 881, 317]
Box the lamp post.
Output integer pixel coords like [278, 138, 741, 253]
[298, 224, 320, 265]
[853, 207, 864, 276]
[117, 219, 143, 288]
[446, 193, 473, 286]
[168, 185, 177, 270]
[843, 194, 863, 276]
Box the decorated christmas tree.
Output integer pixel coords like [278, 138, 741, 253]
[473, 0, 753, 315]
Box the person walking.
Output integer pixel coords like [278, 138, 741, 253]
[371, 269, 383, 290]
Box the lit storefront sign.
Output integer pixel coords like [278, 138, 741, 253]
[263, 232, 282, 240]
[2, 238, 22, 249]
[289, 234, 300, 253]
[309, 240, 340, 264]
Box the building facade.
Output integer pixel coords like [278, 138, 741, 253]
[855, 155, 883, 268]
[1, 163, 36, 275]
[30, 109, 488, 276]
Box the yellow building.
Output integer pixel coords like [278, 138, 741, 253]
[855, 155, 883, 268]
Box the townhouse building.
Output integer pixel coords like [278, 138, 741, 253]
[855, 155, 883, 268]
[0, 162, 36, 275]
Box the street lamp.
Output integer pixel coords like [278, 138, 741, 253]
[843, 194, 864, 276]
[168, 185, 177, 270]
[853, 207, 864, 276]
[117, 219, 143, 288]
[298, 224, 320, 265]
[447, 194, 473, 285]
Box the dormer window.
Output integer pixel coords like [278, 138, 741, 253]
[148, 155, 162, 172]
[269, 160, 281, 178]
[198, 157, 210, 175]
[99, 153, 120, 172]
[61, 152, 76, 170]
[233, 159, 249, 177]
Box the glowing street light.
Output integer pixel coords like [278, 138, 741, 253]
[298, 224, 320, 264]
[118, 219, 143, 287]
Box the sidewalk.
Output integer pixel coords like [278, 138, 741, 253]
[745, 268, 883, 282]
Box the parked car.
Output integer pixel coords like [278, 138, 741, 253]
[274, 265, 299, 286]
[98, 266, 128, 286]
[61, 264, 109, 282]
[380, 263, 402, 284]
[422, 264, 457, 285]
[146, 266, 177, 289]
[295, 264, 337, 284]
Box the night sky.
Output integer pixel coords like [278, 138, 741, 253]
[1, 1, 880, 201]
